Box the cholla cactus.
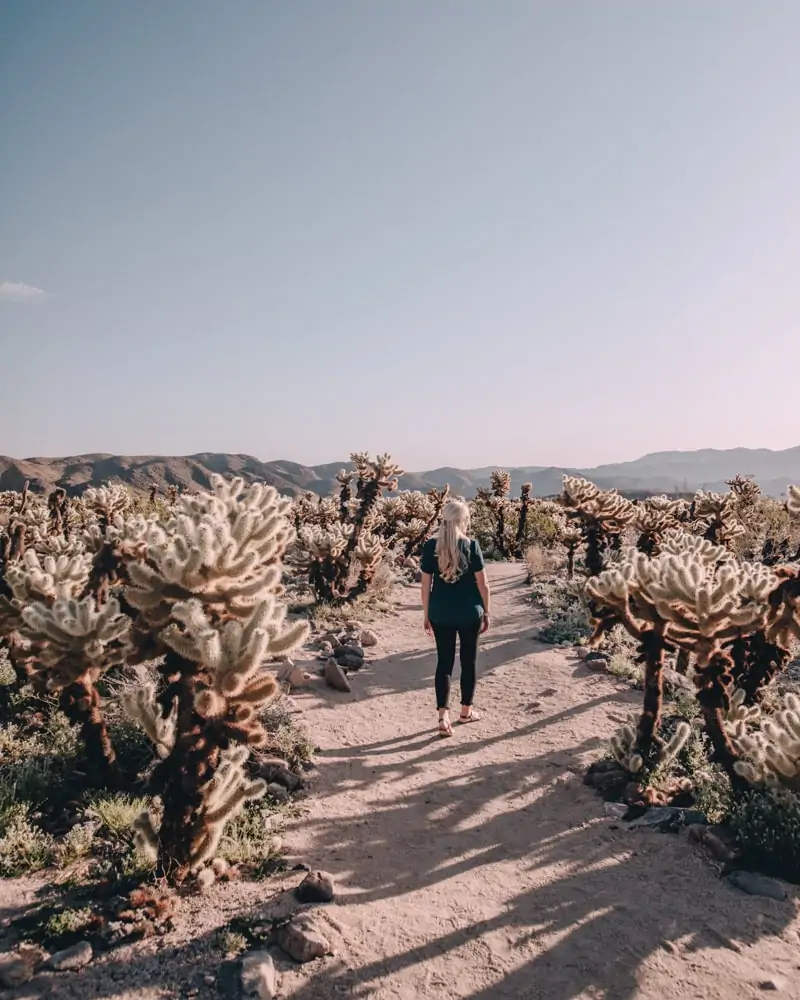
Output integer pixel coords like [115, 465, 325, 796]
[692, 490, 746, 549]
[335, 470, 354, 518]
[120, 474, 309, 882]
[609, 717, 690, 776]
[296, 453, 403, 604]
[1, 536, 128, 779]
[727, 692, 800, 791]
[634, 496, 682, 555]
[559, 525, 583, 579]
[82, 484, 132, 529]
[585, 533, 779, 777]
[560, 477, 635, 575]
[788, 485, 800, 518]
[514, 483, 533, 558]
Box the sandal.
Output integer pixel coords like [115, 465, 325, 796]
[438, 717, 454, 738]
[458, 709, 481, 724]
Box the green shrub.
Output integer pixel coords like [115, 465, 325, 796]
[730, 787, 800, 880]
[0, 806, 56, 875]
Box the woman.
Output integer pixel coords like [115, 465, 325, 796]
[420, 499, 491, 738]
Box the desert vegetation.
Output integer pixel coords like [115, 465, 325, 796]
[2, 461, 800, 994]
[528, 473, 800, 880]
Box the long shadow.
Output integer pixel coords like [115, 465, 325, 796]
[281, 755, 798, 999]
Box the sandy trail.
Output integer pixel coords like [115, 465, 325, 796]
[282, 563, 800, 1000]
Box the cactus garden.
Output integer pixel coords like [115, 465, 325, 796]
[1, 464, 800, 998]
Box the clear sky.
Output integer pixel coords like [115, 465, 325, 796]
[2, 2, 799, 471]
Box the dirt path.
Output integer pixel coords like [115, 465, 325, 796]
[282, 563, 800, 1000]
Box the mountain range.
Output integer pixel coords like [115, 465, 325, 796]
[1, 447, 800, 500]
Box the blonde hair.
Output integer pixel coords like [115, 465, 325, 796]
[436, 499, 471, 582]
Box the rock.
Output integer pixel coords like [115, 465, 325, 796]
[688, 824, 741, 863]
[211, 857, 230, 878]
[759, 978, 784, 992]
[324, 659, 351, 693]
[258, 762, 303, 792]
[196, 867, 216, 891]
[336, 653, 365, 671]
[628, 807, 706, 832]
[334, 644, 365, 661]
[287, 667, 313, 689]
[0, 946, 45, 987]
[276, 913, 331, 963]
[603, 802, 628, 820]
[726, 870, 787, 901]
[316, 642, 334, 659]
[46, 941, 93, 972]
[203, 973, 216, 986]
[319, 633, 342, 649]
[267, 782, 290, 804]
[583, 651, 611, 673]
[360, 629, 378, 647]
[241, 950, 277, 999]
[295, 870, 335, 903]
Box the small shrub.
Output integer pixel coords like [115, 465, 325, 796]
[219, 799, 284, 875]
[530, 577, 592, 644]
[217, 928, 249, 956]
[0, 806, 56, 875]
[607, 654, 642, 685]
[730, 787, 800, 880]
[44, 907, 93, 938]
[59, 823, 96, 865]
[261, 705, 316, 772]
[88, 794, 151, 838]
[524, 545, 561, 580]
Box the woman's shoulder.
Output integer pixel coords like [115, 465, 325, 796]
[421, 536, 437, 554]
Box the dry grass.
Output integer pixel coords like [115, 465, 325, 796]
[524, 544, 561, 580]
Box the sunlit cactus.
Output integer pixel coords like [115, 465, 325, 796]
[692, 490, 746, 549]
[585, 533, 780, 779]
[120, 474, 309, 882]
[296, 453, 403, 604]
[560, 476, 635, 575]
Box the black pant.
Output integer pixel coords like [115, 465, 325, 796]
[431, 620, 481, 710]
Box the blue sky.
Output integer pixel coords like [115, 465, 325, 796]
[2, 2, 799, 471]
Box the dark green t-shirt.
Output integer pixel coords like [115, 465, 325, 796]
[420, 536, 486, 626]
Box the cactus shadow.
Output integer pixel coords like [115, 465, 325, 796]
[279, 732, 798, 999]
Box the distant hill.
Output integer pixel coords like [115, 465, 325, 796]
[1, 447, 799, 500]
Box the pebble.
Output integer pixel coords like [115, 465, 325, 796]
[241, 951, 277, 999]
[603, 802, 628, 820]
[726, 870, 787, 901]
[360, 629, 378, 647]
[46, 941, 93, 972]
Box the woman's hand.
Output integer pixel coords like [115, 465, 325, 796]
[424, 617, 433, 636]
[481, 613, 490, 634]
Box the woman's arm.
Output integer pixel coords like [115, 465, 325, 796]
[475, 569, 491, 633]
[421, 572, 433, 635]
